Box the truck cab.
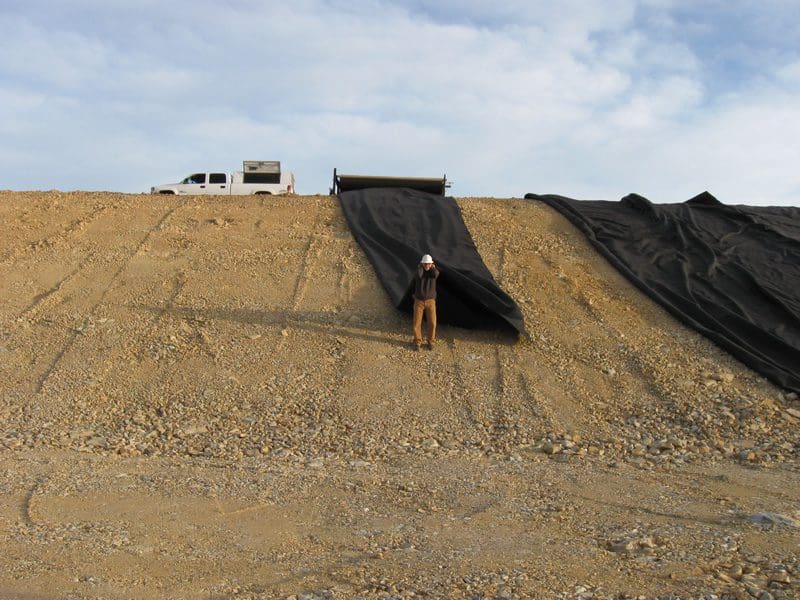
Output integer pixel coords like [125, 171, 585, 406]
[176, 173, 230, 195]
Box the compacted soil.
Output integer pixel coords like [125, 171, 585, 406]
[0, 191, 798, 599]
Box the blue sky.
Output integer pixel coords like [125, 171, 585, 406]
[1, 0, 799, 204]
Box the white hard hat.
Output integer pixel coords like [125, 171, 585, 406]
[420, 254, 433, 264]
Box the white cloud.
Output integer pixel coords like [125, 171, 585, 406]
[0, 88, 47, 116]
[0, 1, 798, 204]
[777, 60, 800, 87]
[0, 19, 108, 89]
[607, 76, 703, 131]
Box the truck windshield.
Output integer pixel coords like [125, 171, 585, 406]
[182, 173, 206, 184]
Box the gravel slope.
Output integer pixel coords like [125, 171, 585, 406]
[0, 191, 798, 599]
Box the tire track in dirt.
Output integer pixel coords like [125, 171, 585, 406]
[12, 206, 117, 322]
[487, 226, 603, 441]
[447, 338, 480, 430]
[443, 238, 510, 442]
[513, 369, 560, 432]
[498, 345, 580, 439]
[290, 212, 327, 311]
[35, 201, 185, 394]
[490, 240, 552, 447]
[20, 477, 45, 528]
[17, 264, 85, 321]
[276, 201, 327, 352]
[338, 246, 358, 304]
[538, 254, 673, 432]
[492, 346, 517, 445]
[462, 203, 570, 442]
[0, 204, 109, 266]
[129, 270, 190, 363]
[507, 246, 634, 439]
[514, 346, 608, 438]
[16, 202, 181, 324]
[494, 242, 513, 410]
[576, 291, 681, 405]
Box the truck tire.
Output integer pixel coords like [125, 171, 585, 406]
[254, 191, 273, 195]
[158, 190, 176, 194]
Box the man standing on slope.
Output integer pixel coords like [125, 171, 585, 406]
[412, 254, 439, 351]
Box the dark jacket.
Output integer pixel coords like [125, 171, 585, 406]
[413, 265, 439, 300]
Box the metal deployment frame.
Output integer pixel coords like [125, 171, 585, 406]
[330, 168, 449, 195]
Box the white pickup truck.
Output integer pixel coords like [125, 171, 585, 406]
[150, 161, 295, 195]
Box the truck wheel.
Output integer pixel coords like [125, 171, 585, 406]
[159, 190, 176, 194]
[254, 191, 272, 195]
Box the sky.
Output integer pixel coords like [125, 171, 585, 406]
[1, 0, 799, 205]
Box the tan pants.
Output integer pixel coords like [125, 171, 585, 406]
[412, 299, 437, 345]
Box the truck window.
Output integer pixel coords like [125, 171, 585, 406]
[243, 172, 280, 184]
[183, 173, 206, 184]
[209, 173, 227, 184]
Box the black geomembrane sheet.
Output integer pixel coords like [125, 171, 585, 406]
[339, 188, 525, 335]
[526, 191, 800, 392]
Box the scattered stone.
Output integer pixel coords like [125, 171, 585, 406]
[769, 570, 791, 585]
[541, 441, 558, 455]
[183, 425, 207, 435]
[85, 436, 108, 449]
[606, 531, 662, 556]
[746, 513, 799, 528]
[608, 537, 638, 553]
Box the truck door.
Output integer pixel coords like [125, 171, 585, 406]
[181, 173, 208, 194]
[208, 173, 229, 194]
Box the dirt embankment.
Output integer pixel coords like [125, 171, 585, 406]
[0, 191, 798, 600]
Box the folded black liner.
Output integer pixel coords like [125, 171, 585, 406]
[339, 188, 525, 334]
[526, 191, 800, 393]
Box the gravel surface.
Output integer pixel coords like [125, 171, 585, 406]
[0, 191, 798, 599]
